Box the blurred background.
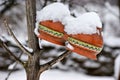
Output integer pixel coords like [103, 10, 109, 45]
[0, 0, 119, 80]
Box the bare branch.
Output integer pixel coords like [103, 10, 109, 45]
[105, 2, 119, 17]
[0, 39, 24, 66]
[25, 0, 40, 52]
[42, 0, 48, 8]
[38, 0, 43, 8]
[3, 18, 32, 57]
[40, 50, 71, 72]
[5, 52, 23, 80]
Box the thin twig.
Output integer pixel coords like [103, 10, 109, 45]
[42, 0, 48, 8]
[105, 2, 119, 18]
[38, 0, 43, 8]
[5, 52, 23, 80]
[0, 39, 24, 66]
[39, 50, 71, 72]
[3, 18, 32, 57]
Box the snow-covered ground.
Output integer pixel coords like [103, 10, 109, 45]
[0, 69, 115, 80]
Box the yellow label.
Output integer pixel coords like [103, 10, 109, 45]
[68, 37, 102, 52]
[39, 25, 64, 38]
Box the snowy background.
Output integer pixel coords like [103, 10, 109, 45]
[0, 0, 120, 80]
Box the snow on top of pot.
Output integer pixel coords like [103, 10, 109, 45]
[36, 2, 70, 22]
[64, 12, 102, 35]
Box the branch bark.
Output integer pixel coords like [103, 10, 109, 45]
[40, 50, 71, 72]
[42, 0, 48, 8]
[25, 0, 41, 80]
[3, 19, 32, 57]
[26, 0, 39, 51]
[0, 39, 24, 66]
[0, 0, 16, 18]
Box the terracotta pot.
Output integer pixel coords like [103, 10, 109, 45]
[64, 28, 103, 60]
[38, 20, 65, 46]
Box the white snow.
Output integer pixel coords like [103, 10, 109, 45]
[36, 3, 102, 35]
[36, 2, 70, 22]
[34, 22, 40, 36]
[105, 2, 119, 17]
[103, 9, 120, 47]
[98, 56, 111, 63]
[104, 36, 120, 47]
[0, 69, 115, 80]
[72, 53, 87, 60]
[64, 12, 102, 35]
[114, 54, 120, 80]
[23, 45, 33, 53]
[40, 39, 64, 48]
[38, 38, 43, 49]
[103, 12, 119, 37]
[0, 36, 6, 42]
[0, 34, 17, 45]
[83, 60, 101, 68]
[65, 41, 74, 50]
[8, 62, 16, 70]
[0, 1, 5, 11]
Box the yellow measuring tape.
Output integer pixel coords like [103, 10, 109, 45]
[68, 37, 102, 52]
[39, 25, 64, 38]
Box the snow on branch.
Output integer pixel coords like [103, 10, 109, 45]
[39, 50, 71, 72]
[3, 18, 32, 56]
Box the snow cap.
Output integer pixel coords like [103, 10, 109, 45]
[64, 12, 102, 35]
[36, 2, 70, 22]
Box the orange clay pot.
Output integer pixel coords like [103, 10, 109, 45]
[64, 28, 103, 60]
[38, 20, 65, 46]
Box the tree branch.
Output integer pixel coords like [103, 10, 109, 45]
[25, 0, 40, 52]
[105, 2, 119, 17]
[0, 0, 16, 18]
[39, 50, 71, 72]
[42, 0, 48, 8]
[0, 39, 24, 66]
[3, 18, 32, 57]
[5, 52, 23, 80]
